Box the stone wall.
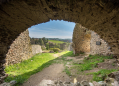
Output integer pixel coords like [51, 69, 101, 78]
[72, 23, 91, 54]
[59, 43, 70, 50]
[72, 23, 112, 55]
[5, 29, 32, 66]
[90, 31, 112, 55]
[31, 45, 42, 55]
[68, 43, 73, 51]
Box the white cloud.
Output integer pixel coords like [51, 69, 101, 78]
[29, 27, 72, 35]
[29, 32, 72, 39]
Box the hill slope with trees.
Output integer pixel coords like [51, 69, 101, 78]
[30, 37, 71, 52]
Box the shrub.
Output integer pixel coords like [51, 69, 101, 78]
[50, 48, 60, 53]
[53, 48, 60, 53]
[49, 48, 54, 50]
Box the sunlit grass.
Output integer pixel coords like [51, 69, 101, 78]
[5, 53, 56, 85]
[5, 51, 74, 85]
[58, 51, 74, 57]
[49, 40, 65, 44]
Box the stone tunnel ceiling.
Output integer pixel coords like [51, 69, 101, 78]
[0, 0, 119, 83]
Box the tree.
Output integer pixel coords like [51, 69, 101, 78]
[39, 38, 42, 44]
[30, 37, 35, 44]
[47, 39, 48, 43]
[35, 40, 39, 44]
[42, 37, 48, 45]
[41, 39, 44, 45]
[55, 44, 60, 48]
[46, 43, 49, 50]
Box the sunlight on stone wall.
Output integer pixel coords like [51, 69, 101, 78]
[5, 29, 32, 66]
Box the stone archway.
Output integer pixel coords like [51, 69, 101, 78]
[1, 0, 119, 83]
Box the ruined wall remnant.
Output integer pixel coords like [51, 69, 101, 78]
[72, 23, 91, 54]
[5, 30, 43, 66]
[31, 45, 42, 55]
[72, 23, 112, 55]
[90, 31, 112, 55]
[5, 29, 32, 66]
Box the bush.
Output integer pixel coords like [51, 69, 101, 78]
[53, 48, 60, 52]
[50, 48, 60, 53]
[49, 48, 53, 50]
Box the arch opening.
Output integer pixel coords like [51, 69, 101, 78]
[5, 20, 75, 66]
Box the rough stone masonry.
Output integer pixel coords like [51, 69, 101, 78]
[72, 23, 112, 55]
[5, 29, 33, 66]
[72, 23, 91, 54]
[0, 0, 119, 84]
[5, 29, 43, 66]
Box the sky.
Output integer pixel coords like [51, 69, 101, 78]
[28, 20, 75, 39]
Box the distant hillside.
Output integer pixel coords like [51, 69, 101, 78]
[30, 37, 70, 50]
[48, 38, 72, 43]
[49, 40, 66, 44]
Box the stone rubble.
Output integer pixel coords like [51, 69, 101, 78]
[0, 80, 17, 86]
[36, 77, 119, 86]
[1, 76, 119, 86]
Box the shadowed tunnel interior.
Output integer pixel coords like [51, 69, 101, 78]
[1, 0, 119, 84]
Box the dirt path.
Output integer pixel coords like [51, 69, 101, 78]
[22, 64, 70, 86]
[22, 53, 89, 86]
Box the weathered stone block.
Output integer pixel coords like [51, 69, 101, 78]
[31, 45, 42, 55]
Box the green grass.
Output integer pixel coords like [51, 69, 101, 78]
[72, 54, 113, 72]
[52, 51, 74, 76]
[63, 66, 72, 76]
[60, 51, 74, 57]
[69, 54, 118, 82]
[58, 51, 74, 76]
[87, 69, 118, 82]
[53, 51, 74, 63]
[75, 52, 85, 56]
[5, 53, 56, 85]
[49, 40, 66, 44]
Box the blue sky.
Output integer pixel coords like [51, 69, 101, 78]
[28, 20, 75, 39]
